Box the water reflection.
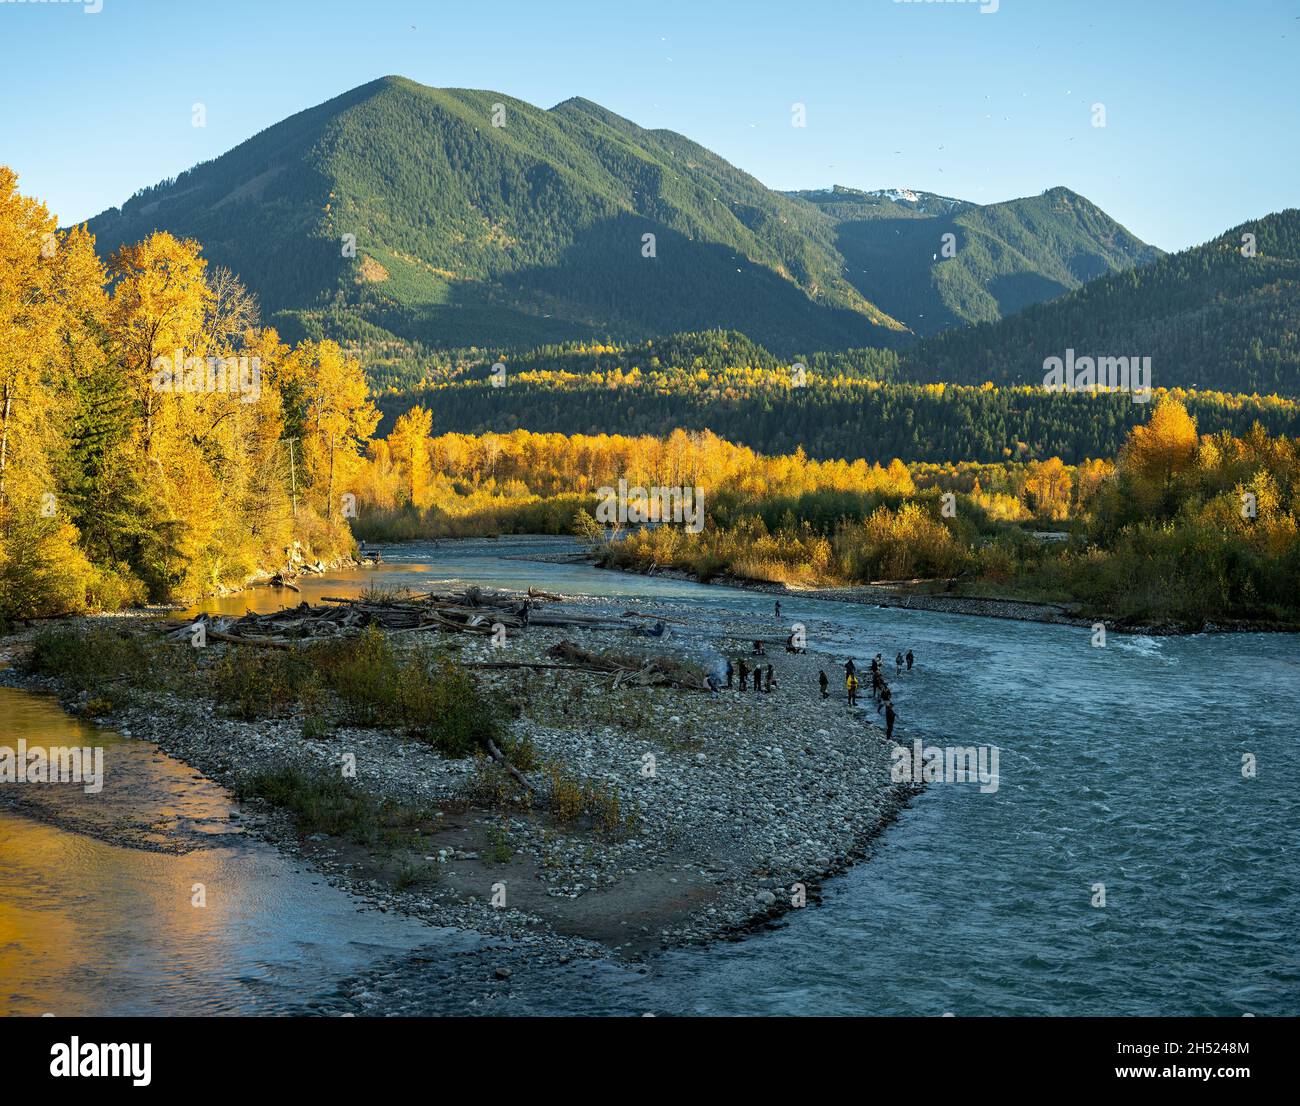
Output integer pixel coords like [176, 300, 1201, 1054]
[0, 687, 442, 1016]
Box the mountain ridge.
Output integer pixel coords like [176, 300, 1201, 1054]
[85, 75, 1159, 357]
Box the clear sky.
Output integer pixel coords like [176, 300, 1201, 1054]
[1, 0, 1296, 251]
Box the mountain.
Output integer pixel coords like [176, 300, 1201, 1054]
[791, 185, 1163, 337]
[85, 77, 907, 356]
[84, 77, 1160, 359]
[897, 210, 1300, 397]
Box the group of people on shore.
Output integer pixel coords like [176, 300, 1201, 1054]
[722, 655, 777, 694]
[818, 650, 912, 741]
[714, 600, 916, 743]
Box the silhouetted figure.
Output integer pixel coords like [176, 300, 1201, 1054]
[844, 658, 856, 679]
[738, 660, 749, 691]
[819, 671, 829, 698]
[753, 640, 766, 656]
[725, 660, 734, 689]
[755, 668, 763, 697]
[785, 632, 798, 654]
[846, 673, 859, 706]
[519, 597, 532, 628]
[896, 652, 904, 676]
[884, 701, 897, 740]
[765, 664, 775, 692]
[774, 600, 782, 620]
[870, 656, 880, 676]
[906, 650, 914, 671]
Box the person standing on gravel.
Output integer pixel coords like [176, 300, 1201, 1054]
[846, 671, 859, 706]
[738, 659, 748, 691]
[725, 659, 734, 688]
[819, 670, 829, 698]
[765, 664, 775, 693]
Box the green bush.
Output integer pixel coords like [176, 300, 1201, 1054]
[24, 627, 155, 692]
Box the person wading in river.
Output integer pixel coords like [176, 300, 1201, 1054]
[906, 649, 914, 671]
[896, 651, 904, 676]
[884, 700, 897, 741]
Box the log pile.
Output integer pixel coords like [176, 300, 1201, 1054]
[165, 587, 636, 647]
[546, 640, 711, 691]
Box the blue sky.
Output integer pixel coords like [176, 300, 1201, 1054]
[1, 0, 1296, 251]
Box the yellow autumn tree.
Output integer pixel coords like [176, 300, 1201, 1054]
[1024, 457, 1073, 521]
[106, 231, 213, 454]
[1121, 397, 1199, 486]
[287, 339, 380, 524]
[0, 169, 98, 616]
[387, 405, 434, 507]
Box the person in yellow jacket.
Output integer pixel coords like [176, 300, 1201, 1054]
[846, 672, 859, 706]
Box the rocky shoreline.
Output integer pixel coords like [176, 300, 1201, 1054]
[538, 549, 1294, 636]
[0, 587, 918, 1006]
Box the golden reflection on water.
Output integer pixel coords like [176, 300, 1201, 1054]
[0, 685, 433, 1015]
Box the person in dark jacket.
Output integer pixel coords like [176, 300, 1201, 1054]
[818, 671, 829, 698]
[906, 649, 914, 671]
[895, 651, 904, 676]
[738, 659, 748, 692]
[725, 659, 734, 689]
[765, 664, 775, 692]
[884, 701, 897, 740]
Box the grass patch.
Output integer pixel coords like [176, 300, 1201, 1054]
[211, 648, 319, 720]
[543, 762, 635, 835]
[311, 627, 504, 755]
[23, 626, 191, 698]
[236, 764, 430, 847]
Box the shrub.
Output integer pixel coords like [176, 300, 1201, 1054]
[211, 647, 315, 719]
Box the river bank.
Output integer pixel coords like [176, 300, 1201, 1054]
[525, 546, 1296, 635]
[0, 586, 915, 971]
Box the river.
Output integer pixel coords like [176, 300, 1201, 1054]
[3, 536, 1297, 1016]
